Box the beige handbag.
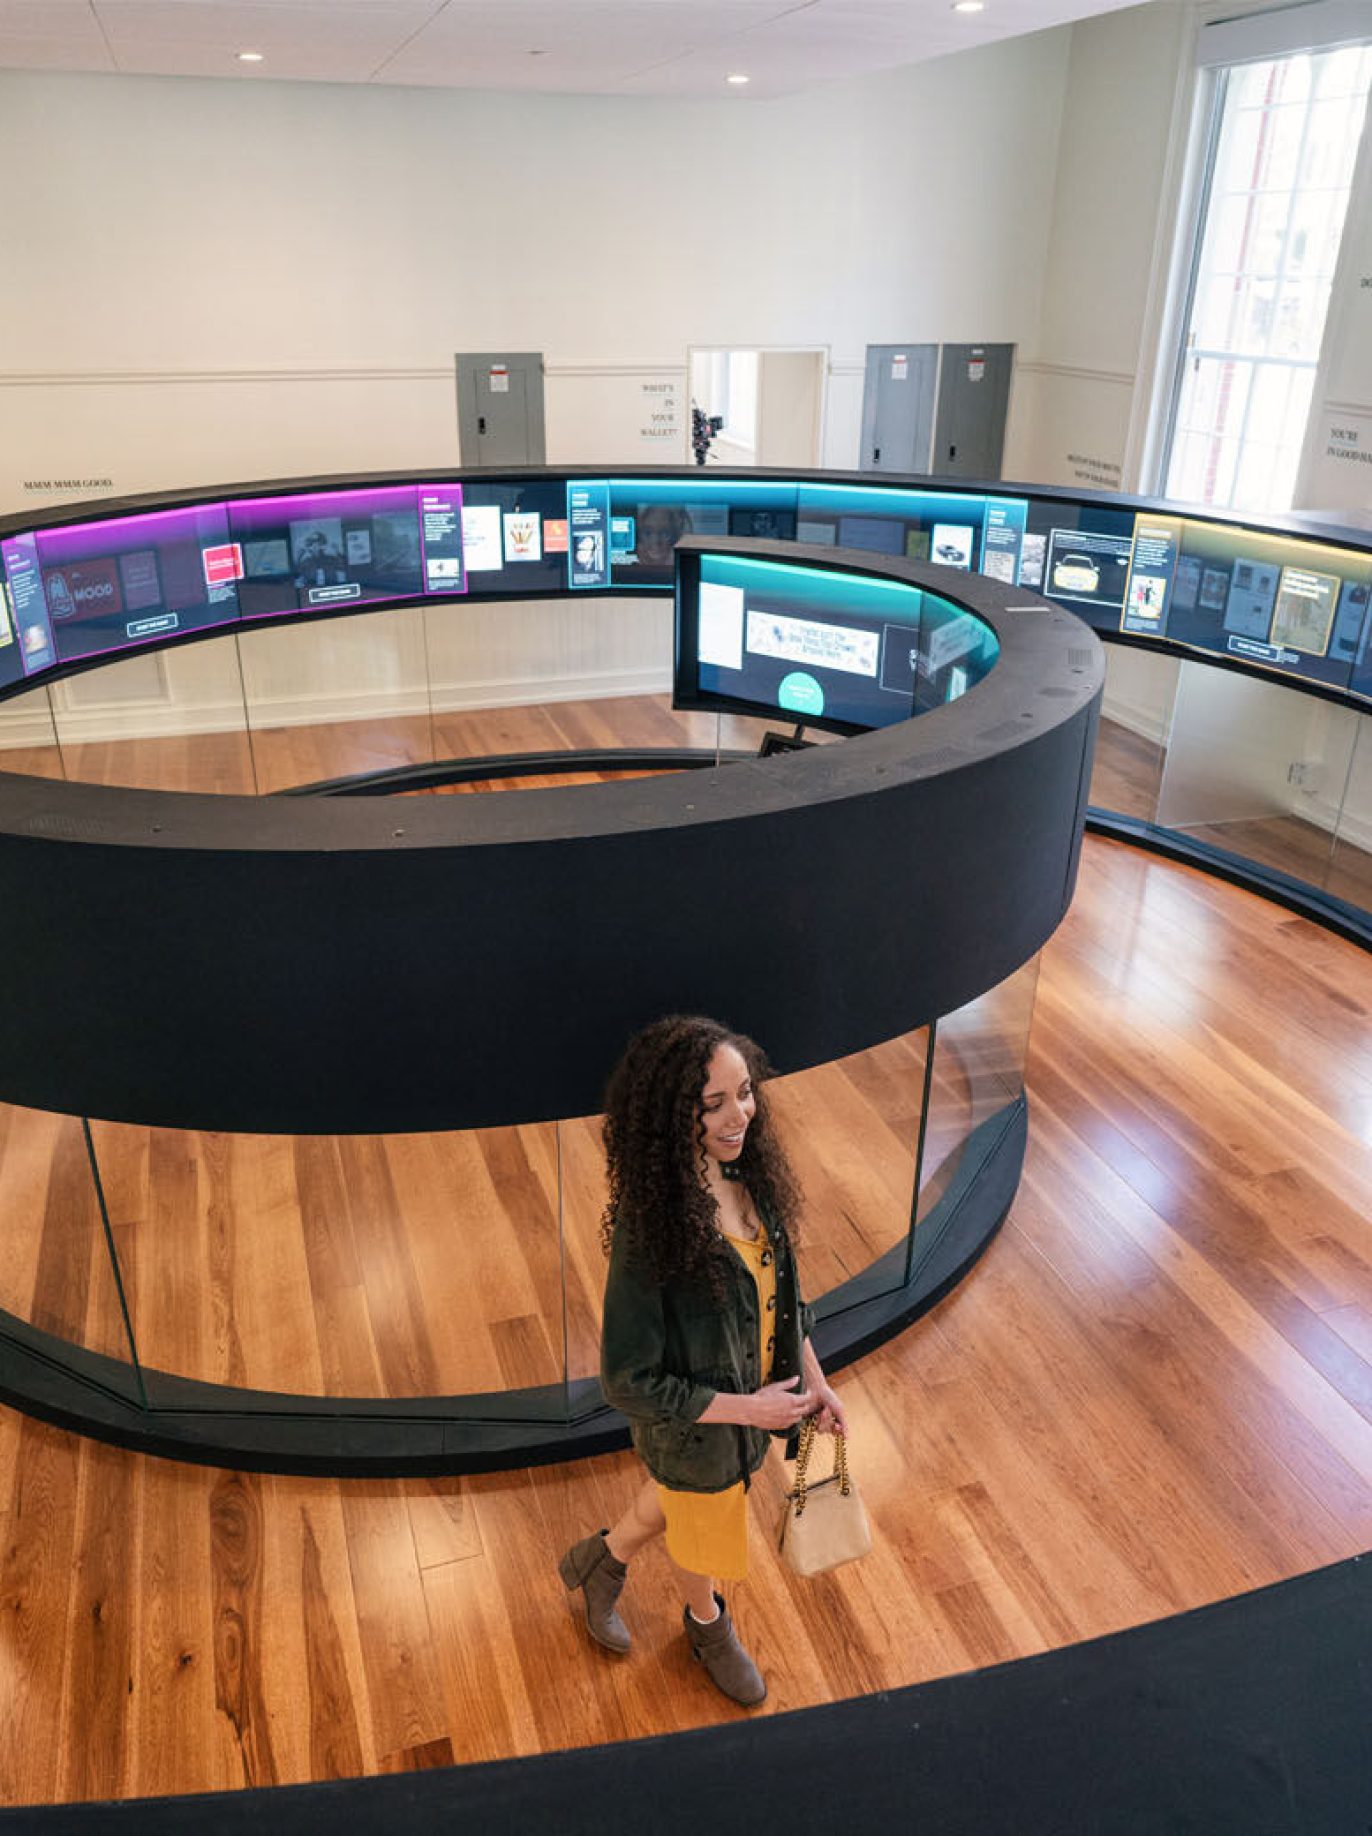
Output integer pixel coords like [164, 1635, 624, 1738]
[778, 1418, 872, 1577]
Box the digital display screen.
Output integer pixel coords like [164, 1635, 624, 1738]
[0, 532, 56, 687]
[32, 503, 242, 664]
[1017, 501, 1372, 697]
[231, 483, 467, 620]
[605, 477, 746, 588]
[459, 479, 569, 595]
[1, 476, 1369, 711]
[680, 551, 998, 735]
[797, 483, 1000, 576]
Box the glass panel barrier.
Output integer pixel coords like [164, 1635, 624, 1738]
[237, 605, 434, 794]
[558, 1111, 611, 1396]
[1090, 647, 1179, 821]
[1329, 709, 1372, 911]
[917, 958, 1040, 1247]
[0, 681, 65, 781]
[45, 635, 256, 794]
[0, 1102, 144, 1401]
[1156, 657, 1358, 889]
[775, 1029, 929, 1308]
[83, 1117, 570, 1418]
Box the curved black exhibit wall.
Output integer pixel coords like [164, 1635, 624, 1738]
[0, 551, 1090, 1134]
[0, 486, 1102, 1471]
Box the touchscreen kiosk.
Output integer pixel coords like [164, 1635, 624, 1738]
[675, 549, 998, 735]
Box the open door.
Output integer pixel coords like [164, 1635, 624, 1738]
[687, 347, 827, 467]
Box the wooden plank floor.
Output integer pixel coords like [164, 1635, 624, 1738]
[2, 706, 1372, 1805]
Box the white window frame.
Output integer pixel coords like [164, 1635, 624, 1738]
[1135, 0, 1372, 502]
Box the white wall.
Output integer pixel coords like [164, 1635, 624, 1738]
[0, 38, 1070, 514]
[1005, 0, 1194, 491]
[1296, 82, 1372, 518]
[0, 40, 1071, 740]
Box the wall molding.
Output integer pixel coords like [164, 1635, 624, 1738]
[547, 362, 686, 378]
[0, 366, 453, 389]
[1015, 360, 1137, 389]
[0, 361, 696, 390]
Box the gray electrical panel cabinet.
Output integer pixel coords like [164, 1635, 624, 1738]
[859, 344, 938, 473]
[932, 344, 1014, 481]
[455, 352, 546, 467]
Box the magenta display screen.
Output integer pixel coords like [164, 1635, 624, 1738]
[32, 503, 241, 665]
[230, 483, 465, 621]
[0, 483, 471, 674]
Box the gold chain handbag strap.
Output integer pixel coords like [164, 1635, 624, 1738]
[791, 1417, 850, 1517]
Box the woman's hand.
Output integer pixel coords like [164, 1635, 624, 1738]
[747, 1375, 815, 1430]
[809, 1378, 848, 1436]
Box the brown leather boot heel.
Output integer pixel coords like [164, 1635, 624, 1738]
[684, 1593, 766, 1706]
[558, 1530, 630, 1654]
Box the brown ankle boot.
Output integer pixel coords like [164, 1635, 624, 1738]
[558, 1530, 630, 1653]
[684, 1593, 766, 1705]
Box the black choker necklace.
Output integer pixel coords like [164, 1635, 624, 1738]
[720, 1160, 743, 1182]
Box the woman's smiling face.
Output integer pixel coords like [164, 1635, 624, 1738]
[698, 1042, 756, 1164]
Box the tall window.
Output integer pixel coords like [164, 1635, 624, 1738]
[1164, 42, 1372, 514]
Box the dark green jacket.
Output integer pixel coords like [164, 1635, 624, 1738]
[600, 1220, 815, 1493]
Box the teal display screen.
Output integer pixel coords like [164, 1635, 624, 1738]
[686, 552, 998, 733]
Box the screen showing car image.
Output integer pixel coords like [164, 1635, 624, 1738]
[31, 503, 242, 664]
[680, 551, 997, 734]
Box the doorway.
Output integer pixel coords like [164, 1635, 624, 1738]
[686, 347, 827, 468]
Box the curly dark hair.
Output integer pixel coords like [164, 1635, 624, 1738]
[599, 1014, 802, 1289]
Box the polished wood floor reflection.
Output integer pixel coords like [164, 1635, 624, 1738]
[2, 832, 1371, 1806]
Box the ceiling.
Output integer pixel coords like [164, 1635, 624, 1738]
[0, 0, 1153, 99]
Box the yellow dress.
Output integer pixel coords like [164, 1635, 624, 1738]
[658, 1226, 777, 1582]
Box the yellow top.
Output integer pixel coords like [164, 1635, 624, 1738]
[657, 1225, 777, 1582]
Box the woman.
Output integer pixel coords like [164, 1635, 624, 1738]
[559, 1015, 846, 1706]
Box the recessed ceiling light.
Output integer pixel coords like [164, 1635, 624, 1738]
[951, 2, 985, 12]
[237, 50, 264, 62]
[727, 73, 750, 85]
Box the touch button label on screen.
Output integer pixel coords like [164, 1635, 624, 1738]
[778, 671, 825, 717]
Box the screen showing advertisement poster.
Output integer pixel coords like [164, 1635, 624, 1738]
[32, 503, 242, 664]
[680, 551, 998, 735]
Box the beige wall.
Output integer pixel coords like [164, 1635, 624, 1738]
[0, 32, 1069, 516]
